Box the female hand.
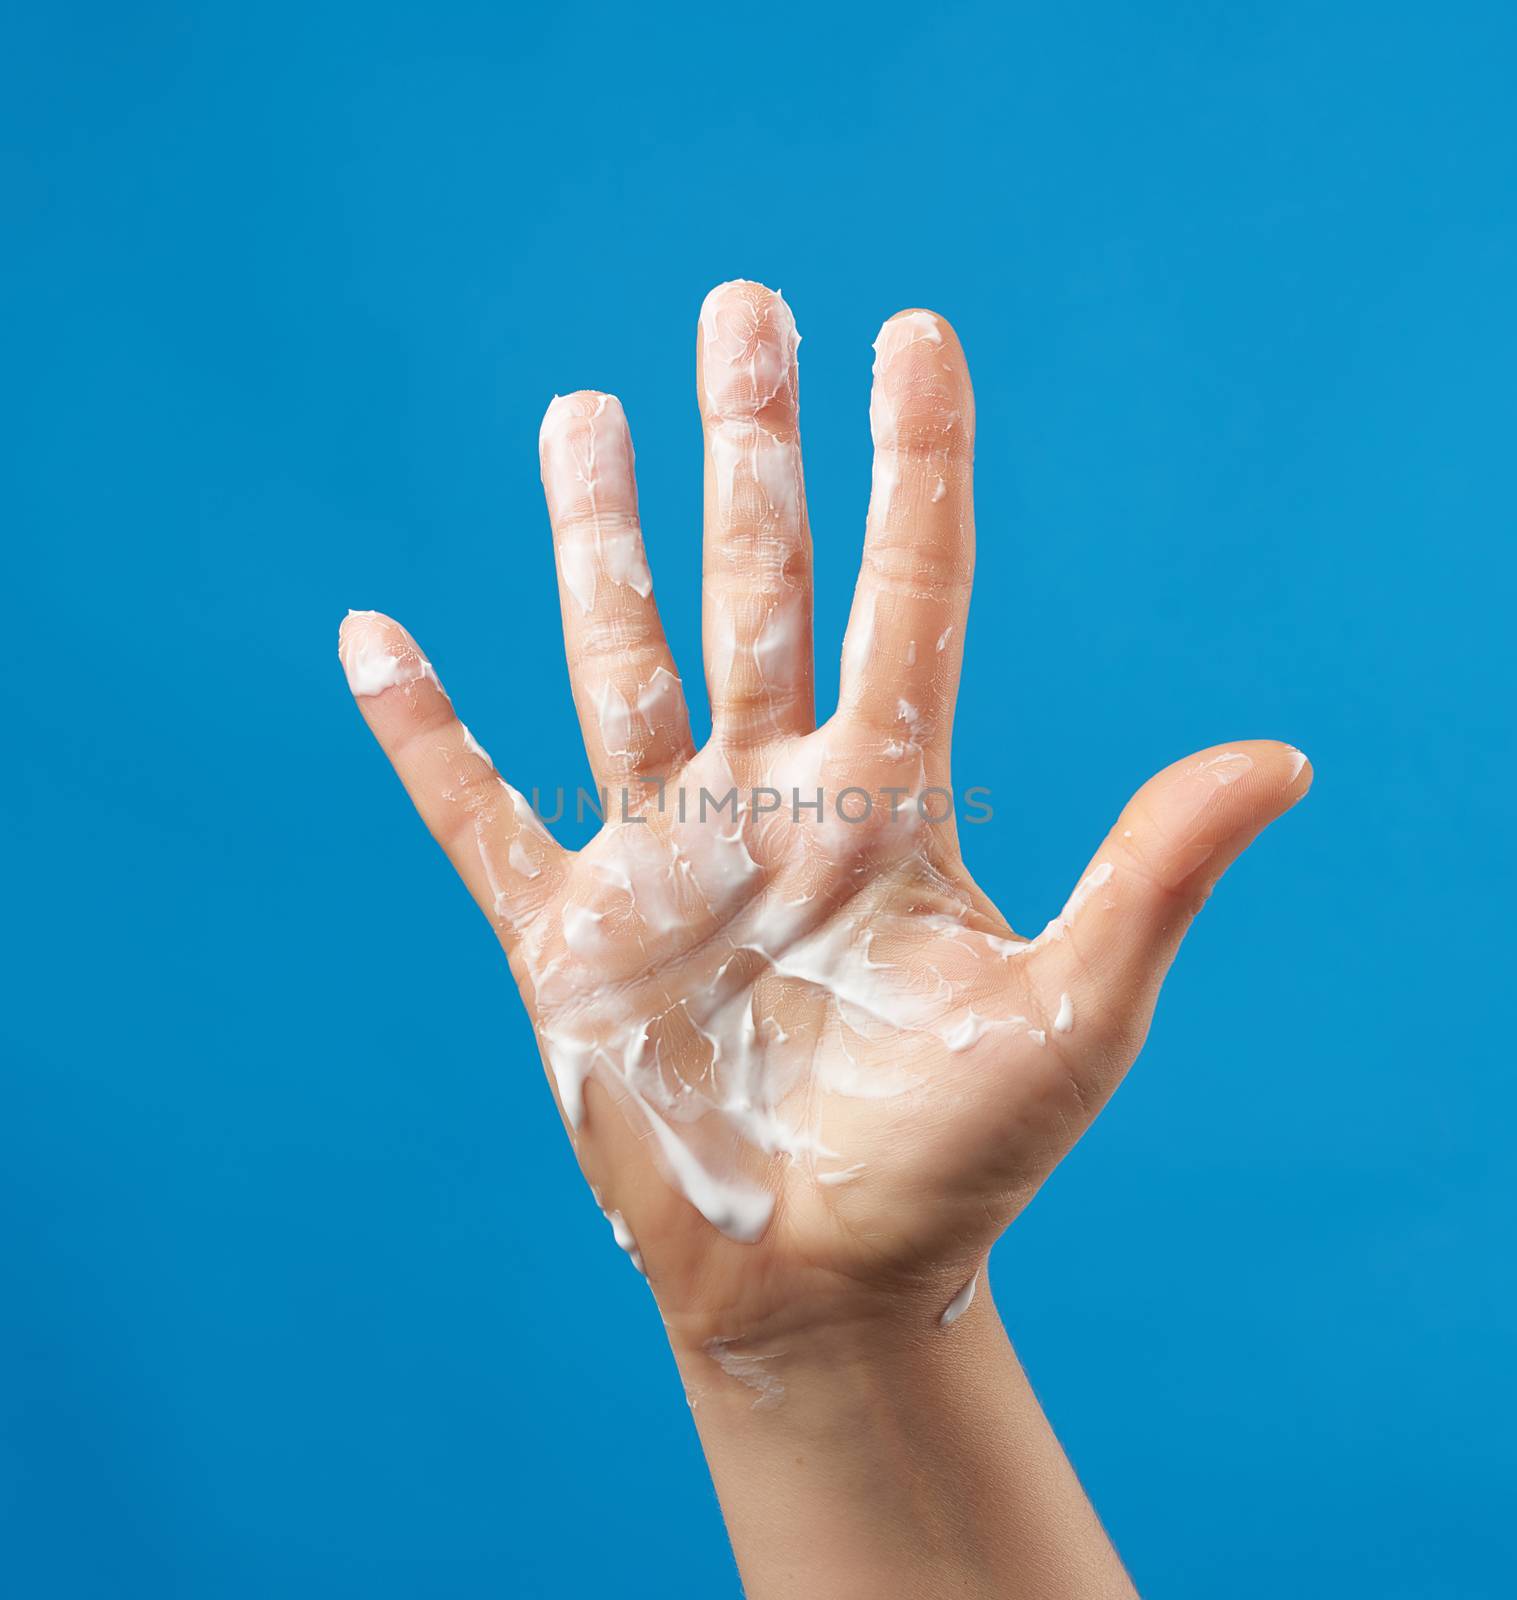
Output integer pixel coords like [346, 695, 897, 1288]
[339, 279, 1309, 1378]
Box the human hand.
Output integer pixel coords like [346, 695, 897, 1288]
[339, 280, 1311, 1371]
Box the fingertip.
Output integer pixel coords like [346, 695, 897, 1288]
[542, 388, 623, 417]
[540, 390, 627, 451]
[1108, 741, 1295, 894]
[1200, 739, 1314, 814]
[1158, 739, 1309, 796]
[339, 606, 405, 644]
[877, 306, 961, 352]
[1246, 741, 1314, 820]
[698, 280, 800, 423]
[339, 607, 393, 659]
[539, 392, 637, 526]
[1282, 743, 1314, 794]
[337, 610, 436, 700]
[699, 277, 793, 327]
[870, 308, 973, 447]
[1052, 740, 1313, 1022]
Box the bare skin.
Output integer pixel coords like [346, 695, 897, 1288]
[340, 280, 1310, 1596]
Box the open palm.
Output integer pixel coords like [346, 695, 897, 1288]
[341, 281, 1310, 1349]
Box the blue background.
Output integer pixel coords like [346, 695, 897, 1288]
[3, 3, 1513, 1595]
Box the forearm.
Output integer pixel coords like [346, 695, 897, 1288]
[672, 1284, 1136, 1600]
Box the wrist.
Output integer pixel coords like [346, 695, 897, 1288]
[665, 1275, 994, 1424]
[667, 1276, 1135, 1600]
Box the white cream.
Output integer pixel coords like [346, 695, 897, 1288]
[698, 283, 808, 738]
[507, 838, 541, 880]
[475, 779, 556, 927]
[340, 611, 439, 698]
[496, 752, 1126, 1244]
[539, 393, 651, 616]
[633, 1083, 776, 1243]
[700, 282, 800, 421]
[517, 813, 1059, 1241]
[1053, 992, 1075, 1034]
[460, 724, 493, 765]
[604, 1207, 645, 1274]
[705, 1337, 786, 1409]
[885, 310, 945, 348]
[990, 862, 1116, 960]
[943, 1010, 989, 1051]
[1194, 751, 1253, 786]
[596, 682, 636, 760]
[940, 1270, 978, 1326]
[752, 595, 807, 691]
[841, 590, 879, 688]
[637, 665, 683, 723]
[600, 528, 654, 599]
[869, 312, 955, 527]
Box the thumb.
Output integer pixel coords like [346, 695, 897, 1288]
[1028, 740, 1312, 1062]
